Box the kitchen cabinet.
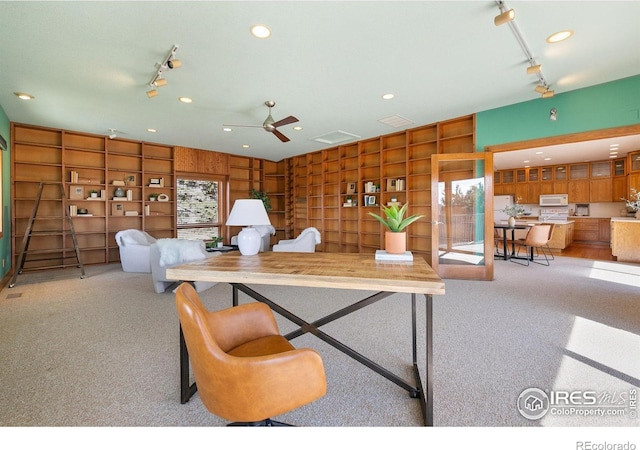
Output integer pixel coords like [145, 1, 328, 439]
[590, 177, 613, 202]
[546, 221, 574, 251]
[611, 218, 640, 263]
[573, 218, 600, 242]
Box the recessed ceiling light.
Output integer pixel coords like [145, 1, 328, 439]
[242, 144, 249, 148]
[178, 97, 192, 103]
[609, 150, 618, 154]
[535, 151, 543, 155]
[147, 128, 157, 133]
[14, 92, 34, 100]
[609, 155, 617, 158]
[382, 93, 394, 100]
[250, 24, 271, 39]
[223, 127, 232, 132]
[544, 157, 552, 161]
[547, 30, 573, 43]
[293, 126, 303, 131]
[610, 144, 620, 148]
[523, 160, 530, 163]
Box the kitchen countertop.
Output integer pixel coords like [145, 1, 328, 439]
[610, 216, 640, 222]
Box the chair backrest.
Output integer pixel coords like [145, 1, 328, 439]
[525, 224, 551, 246]
[543, 223, 556, 240]
[175, 284, 281, 420]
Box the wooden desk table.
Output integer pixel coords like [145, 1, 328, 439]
[167, 251, 445, 426]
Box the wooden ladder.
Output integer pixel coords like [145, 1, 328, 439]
[10, 182, 85, 287]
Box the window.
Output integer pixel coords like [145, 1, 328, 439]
[176, 177, 224, 241]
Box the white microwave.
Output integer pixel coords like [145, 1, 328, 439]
[539, 194, 568, 206]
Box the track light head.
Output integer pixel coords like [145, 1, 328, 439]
[146, 89, 158, 98]
[108, 129, 117, 139]
[154, 77, 167, 87]
[534, 85, 547, 94]
[542, 90, 555, 98]
[526, 64, 542, 75]
[549, 108, 557, 121]
[168, 59, 182, 69]
[494, 8, 515, 26]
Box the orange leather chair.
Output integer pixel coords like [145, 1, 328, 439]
[175, 283, 327, 426]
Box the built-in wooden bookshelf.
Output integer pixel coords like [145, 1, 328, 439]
[285, 114, 475, 261]
[11, 123, 175, 271]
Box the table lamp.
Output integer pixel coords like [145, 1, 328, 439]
[226, 199, 272, 255]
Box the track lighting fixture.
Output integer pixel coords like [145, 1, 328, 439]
[549, 108, 557, 121]
[108, 129, 117, 139]
[494, 8, 515, 26]
[146, 44, 180, 98]
[526, 64, 542, 75]
[542, 90, 555, 99]
[494, 1, 555, 99]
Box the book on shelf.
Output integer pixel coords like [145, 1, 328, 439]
[124, 211, 139, 216]
[69, 205, 77, 216]
[374, 250, 413, 261]
[70, 170, 79, 183]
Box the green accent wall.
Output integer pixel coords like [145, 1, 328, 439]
[476, 75, 640, 151]
[0, 105, 10, 278]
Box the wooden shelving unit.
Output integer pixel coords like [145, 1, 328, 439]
[11, 123, 175, 271]
[286, 114, 476, 261]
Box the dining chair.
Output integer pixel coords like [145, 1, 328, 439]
[175, 283, 327, 426]
[511, 224, 551, 266]
[542, 222, 556, 260]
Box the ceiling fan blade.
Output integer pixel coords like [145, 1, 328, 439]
[272, 129, 290, 143]
[272, 115, 299, 128]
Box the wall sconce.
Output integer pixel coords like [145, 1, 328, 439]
[549, 108, 558, 121]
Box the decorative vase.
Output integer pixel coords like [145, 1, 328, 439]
[114, 187, 125, 198]
[385, 231, 406, 254]
[508, 216, 516, 227]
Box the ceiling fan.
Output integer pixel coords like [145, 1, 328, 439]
[225, 100, 299, 142]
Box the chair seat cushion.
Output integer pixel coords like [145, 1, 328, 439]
[228, 335, 294, 357]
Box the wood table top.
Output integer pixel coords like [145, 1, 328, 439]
[166, 251, 445, 295]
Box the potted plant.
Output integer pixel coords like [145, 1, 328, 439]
[250, 189, 272, 212]
[149, 193, 158, 202]
[206, 236, 224, 249]
[89, 190, 99, 199]
[621, 187, 640, 219]
[369, 203, 424, 254]
[500, 199, 525, 227]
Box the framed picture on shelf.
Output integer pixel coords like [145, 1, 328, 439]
[367, 195, 376, 206]
[69, 186, 84, 200]
[346, 182, 356, 195]
[125, 175, 136, 186]
[111, 203, 124, 216]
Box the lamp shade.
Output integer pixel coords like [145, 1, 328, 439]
[226, 199, 272, 226]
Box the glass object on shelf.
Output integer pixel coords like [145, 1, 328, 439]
[590, 161, 611, 178]
[569, 163, 588, 179]
[554, 166, 567, 180]
[541, 167, 552, 181]
[614, 158, 625, 176]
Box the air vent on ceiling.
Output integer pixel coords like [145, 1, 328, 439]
[310, 130, 361, 145]
[378, 115, 414, 128]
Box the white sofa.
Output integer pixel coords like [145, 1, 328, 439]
[231, 225, 275, 252]
[150, 239, 217, 294]
[272, 227, 321, 253]
[115, 229, 157, 273]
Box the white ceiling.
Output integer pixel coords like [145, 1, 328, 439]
[1, 1, 639, 162]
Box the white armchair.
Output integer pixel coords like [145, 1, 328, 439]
[231, 225, 275, 252]
[150, 239, 217, 294]
[272, 227, 321, 253]
[115, 229, 157, 273]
